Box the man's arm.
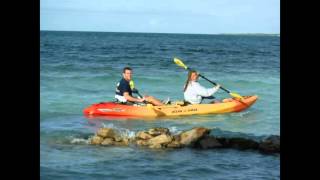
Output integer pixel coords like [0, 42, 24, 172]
[123, 92, 145, 102]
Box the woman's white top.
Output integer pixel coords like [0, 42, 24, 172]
[184, 81, 219, 104]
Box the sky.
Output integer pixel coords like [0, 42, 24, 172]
[40, 0, 279, 34]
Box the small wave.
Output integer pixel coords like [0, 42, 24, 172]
[168, 126, 182, 135]
[101, 123, 136, 138]
[70, 138, 90, 144]
[211, 128, 264, 141]
[99, 123, 181, 138]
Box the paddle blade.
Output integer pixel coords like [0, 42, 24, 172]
[129, 80, 135, 89]
[230, 92, 244, 100]
[173, 58, 188, 69]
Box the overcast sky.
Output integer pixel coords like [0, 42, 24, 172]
[40, 0, 279, 34]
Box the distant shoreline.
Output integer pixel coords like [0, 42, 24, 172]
[40, 30, 280, 36]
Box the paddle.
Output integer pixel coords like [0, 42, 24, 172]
[129, 80, 144, 98]
[173, 57, 244, 100]
[130, 80, 168, 106]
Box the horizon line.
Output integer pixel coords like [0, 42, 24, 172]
[40, 29, 280, 36]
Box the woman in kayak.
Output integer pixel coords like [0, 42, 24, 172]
[184, 70, 221, 104]
[115, 67, 167, 106]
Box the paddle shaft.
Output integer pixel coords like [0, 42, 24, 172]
[133, 89, 143, 98]
[132, 89, 149, 103]
[198, 74, 230, 93]
[188, 70, 231, 93]
[136, 92, 143, 98]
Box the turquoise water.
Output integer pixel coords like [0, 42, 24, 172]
[40, 31, 279, 179]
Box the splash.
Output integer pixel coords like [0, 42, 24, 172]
[101, 122, 136, 138]
[168, 126, 181, 135]
[70, 138, 90, 144]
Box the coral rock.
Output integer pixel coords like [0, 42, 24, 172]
[136, 131, 153, 140]
[197, 136, 222, 149]
[96, 128, 116, 138]
[179, 127, 211, 146]
[101, 138, 115, 146]
[148, 128, 170, 136]
[90, 135, 104, 145]
[148, 134, 173, 146]
[259, 135, 280, 153]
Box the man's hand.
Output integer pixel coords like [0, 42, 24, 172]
[138, 97, 146, 103]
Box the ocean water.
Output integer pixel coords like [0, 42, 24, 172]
[40, 31, 280, 179]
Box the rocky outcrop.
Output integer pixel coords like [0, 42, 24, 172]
[96, 128, 116, 138]
[136, 131, 153, 140]
[90, 127, 210, 148]
[258, 135, 280, 153]
[148, 128, 170, 136]
[195, 136, 223, 149]
[179, 127, 210, 147]
[216, 137, 259, 150]
[148, 134, 173, 148]
[90, 135, 104, 145]
[89, 127, 280, 155]
[167, 140, 182, 148]
[101, 138, 114, 146]
[90, 127, 127, 146]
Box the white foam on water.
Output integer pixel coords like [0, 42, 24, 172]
[70, 138, 90, 144]
[101, 123, 136, 138]
[168, 126, 182, 135]
[235, 111, 250, 118]
[126, 130, 136, 138]
[117, 128, 136, 138]
[102, 122, 113, 128]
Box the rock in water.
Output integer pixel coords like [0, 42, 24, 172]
[196, 136, 222, 149]
[96, 128, 116, 138]
[114, 141, 129, 146]
[173, 135, 181, 142]
[101, 138, 115, 146]
[215, 137, 229, 147]
[114, 135, 123, 142]
[148, 128, 170, 136]
[90, 135, 104, 145]
[148, 134, 173, 147]
[227, 138, 259, 150]
[122, 138, 130, 145]
[167, 141, 182, 148]
[136, 140, 149, 146]
[88, 126, 280, 154]
[259, 135, 280, 153]
[179, 127, 211, 146]
[136, 131, 153, 140]
[149, 144, 162, 149]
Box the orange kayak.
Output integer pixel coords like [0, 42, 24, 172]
[83, 95, 258, 118]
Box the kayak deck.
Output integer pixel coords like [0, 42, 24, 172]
[83, 95, 258, 118]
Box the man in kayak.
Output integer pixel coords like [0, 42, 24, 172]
[184, 70, 221, 104]
[115, 67, 167, 106]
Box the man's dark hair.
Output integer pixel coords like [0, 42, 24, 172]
[123, 67, 132, 73]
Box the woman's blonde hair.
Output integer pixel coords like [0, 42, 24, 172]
[183, 70, 197, 92]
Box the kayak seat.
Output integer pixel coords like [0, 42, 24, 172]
[202, 96, 215, 99]
[182, 101, 192, 106]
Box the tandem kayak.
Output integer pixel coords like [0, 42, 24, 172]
[83, 95, 258, 118]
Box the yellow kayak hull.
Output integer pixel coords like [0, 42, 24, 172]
[84, 95, 258, 118]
